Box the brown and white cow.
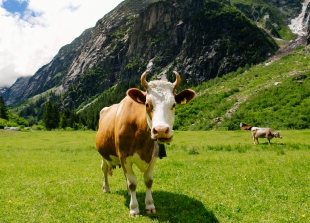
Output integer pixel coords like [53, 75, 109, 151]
[251, 127, 282, 145]
[95, 70, 195, 216]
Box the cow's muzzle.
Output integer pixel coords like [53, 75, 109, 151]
[152, 125, 173, 143]
[157, 137, 173, 144]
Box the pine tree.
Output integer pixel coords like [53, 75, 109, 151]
[43, 101, 59, 130]
[51, 103, 60, 129]
[59, 112, 68, 129]
[0, 96, 9, 120]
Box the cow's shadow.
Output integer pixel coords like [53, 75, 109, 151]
[116, 190, 219, 222]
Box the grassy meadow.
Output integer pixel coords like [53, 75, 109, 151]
[0, 129, 309, 222]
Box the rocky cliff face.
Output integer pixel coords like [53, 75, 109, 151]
[61, 0, 157, 91]
[64, 0, 278, 109]
[1, 76, 31, 105]
[19, 28, 93, 101]
[3, 0, 307, 110]
[125, 0, 278, 83]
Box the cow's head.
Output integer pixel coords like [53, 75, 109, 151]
[274, 131, 282, 139]
[127, 70, 196, 144]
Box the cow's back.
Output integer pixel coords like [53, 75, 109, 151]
[96, 103, 119, 161]
[252, 127, 271, 138]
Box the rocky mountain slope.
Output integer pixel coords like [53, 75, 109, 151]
[0, 76, 31, 105]
[2, 0, 278, 106]
[1, 0, 310, 127]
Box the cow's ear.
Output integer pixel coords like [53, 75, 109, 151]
[175, 89, 196, 105]
[127, 88, 146, 104]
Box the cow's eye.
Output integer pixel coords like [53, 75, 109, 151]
[146, 103, 149, 108]
[171, 103, 176, 109]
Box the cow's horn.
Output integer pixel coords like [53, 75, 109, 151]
[141, 70, 149, 90]
[173, 71, 181, 90]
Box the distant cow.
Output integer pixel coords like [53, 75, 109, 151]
[251, 127, 282, 145]
[240, 122, 253, 130]
[95, 70, 195, 216]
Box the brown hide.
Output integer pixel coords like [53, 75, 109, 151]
[95, 104, 119, 160]
[96, 96, 154, 168]
[241, 126, 252, 130]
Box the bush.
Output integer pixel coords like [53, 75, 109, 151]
[31, 124, 45, 131]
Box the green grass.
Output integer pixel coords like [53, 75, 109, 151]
[1, 130, 309, 222]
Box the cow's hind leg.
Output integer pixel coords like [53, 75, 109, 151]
[101, 159, 110, 193]
[144, 157, 157, 215]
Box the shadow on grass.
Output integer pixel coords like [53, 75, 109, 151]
[117, 190, 219, 222]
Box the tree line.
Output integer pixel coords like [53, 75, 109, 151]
[0, 96, 8, 120]
[42, 100, 86, 131]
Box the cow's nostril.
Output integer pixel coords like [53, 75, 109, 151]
[153, 126, 169, 137]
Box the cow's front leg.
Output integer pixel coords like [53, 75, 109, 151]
[255, 138, 259, 144]
[252, 136, 256, 144]
[123, 173, 131, 196]
[144, 157, 157, 214]
[123, 162, 140, 216]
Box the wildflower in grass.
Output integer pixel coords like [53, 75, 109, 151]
[302, 214, 306, 218]
[8, 199, 12, 203]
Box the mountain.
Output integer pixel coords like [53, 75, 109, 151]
[3, 0, 278, 105]
[2, 0, 310, 129]
[1, 76, 31, 105]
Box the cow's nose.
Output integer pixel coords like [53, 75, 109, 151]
[152, 125, 169, 138]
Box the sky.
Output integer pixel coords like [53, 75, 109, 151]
[0, 0, 123, 87]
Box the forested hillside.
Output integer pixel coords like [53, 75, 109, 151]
[0, 96, 28, 128]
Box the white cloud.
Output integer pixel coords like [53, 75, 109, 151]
[0, 0, 123, 87]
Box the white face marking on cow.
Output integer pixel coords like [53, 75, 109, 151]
[146, 80, 176, 141]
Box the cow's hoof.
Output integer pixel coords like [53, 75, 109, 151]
[146, 208, 157, 214]
[129, 211, 140, 217]
[103, 188, 110, 193]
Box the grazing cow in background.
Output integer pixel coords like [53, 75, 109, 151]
[251, 127, 282, 145]
[240, 122, 253, 130]
[95, 70, 196, 216]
